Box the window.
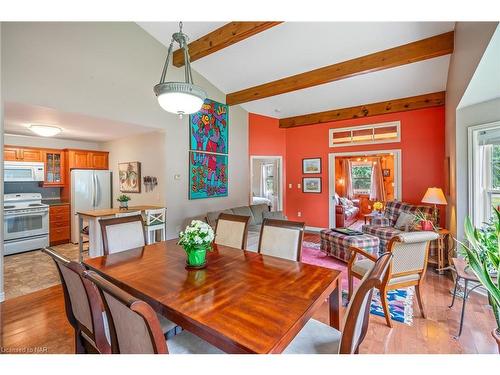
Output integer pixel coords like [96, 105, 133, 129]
[351, 164, 372, 195]
[488, 145, 500, 213]
[329, 121, 400, 147]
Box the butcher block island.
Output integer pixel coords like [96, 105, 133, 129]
[77, 205, 165, 260]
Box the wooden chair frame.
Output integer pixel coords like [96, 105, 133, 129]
[215, 213, 251, 250]
[340, 252, 392, 354]
[42, 247, 111, 354]
[99, 215, 146, 255]
[258, 218, 305, 261]
[347, 236, 431, 328]
[83, 270, 168, 354]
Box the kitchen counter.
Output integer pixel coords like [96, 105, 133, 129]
[42, 199, 70, 206]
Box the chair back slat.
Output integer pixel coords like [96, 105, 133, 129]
[215, 213, 251, 249]
[100, 215, 146, 255]
[144, 208, 166, 226]
[258, 219, 305, 261]
[340, 252, 392, 354]
[83, 270, 167, 354]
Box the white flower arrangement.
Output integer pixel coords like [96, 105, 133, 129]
[178, 220, 215, 251]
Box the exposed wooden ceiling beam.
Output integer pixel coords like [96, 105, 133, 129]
[279, 91, 446, 128]
[173, 22, 283, 67]
[227, 32, 454, 106]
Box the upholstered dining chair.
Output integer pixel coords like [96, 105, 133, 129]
[347, 231, 440, 327]
[214, 213, 251, 249]
[42, 247, 111, 354]
[284, 252, 392, 354]
[258, 218, 305, 261]
[100, 215, 146, 255]
[83, 270, 223, 354]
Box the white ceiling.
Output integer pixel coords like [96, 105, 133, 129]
[138, 21, 455, 118]
[4, 102, 157, 142]
[459, 24, 500, 108]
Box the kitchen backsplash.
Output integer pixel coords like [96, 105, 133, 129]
[4, 182, 61, 199]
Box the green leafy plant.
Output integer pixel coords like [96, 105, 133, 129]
[116, 194, 131, 203]
[178, 220, 215, 267]
[412, 209, 436, 230]
[461, 207, 500, 334]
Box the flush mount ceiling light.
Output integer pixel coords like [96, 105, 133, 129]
[29, 125, 62, 137]
[154, 22, 207, 119]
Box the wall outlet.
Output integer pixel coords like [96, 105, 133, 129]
[289, 183, 292, 189]
[297, 211, 302, 217]
[297, 183, 301, 189]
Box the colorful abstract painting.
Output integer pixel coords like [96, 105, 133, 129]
[189, 99, 228, 154]
[189, 151, 228, 199]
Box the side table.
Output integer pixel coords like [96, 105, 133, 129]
[431, 228, 455, 274]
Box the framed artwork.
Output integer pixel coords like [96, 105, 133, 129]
[302, 158, 321, 174]
[119, 161, 141, 193]
[382, 168, 391, 177]
[190, 99, 228, 154]
[189, 151, 228, 199]
[303, 177, 322, 193]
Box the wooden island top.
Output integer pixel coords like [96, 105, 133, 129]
[77, 205, 163, 218]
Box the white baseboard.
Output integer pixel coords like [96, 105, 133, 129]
[305, 226, 325, 232]
[0, 291, 5, 303]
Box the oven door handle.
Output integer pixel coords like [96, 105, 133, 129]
[4, 211, 49, 217]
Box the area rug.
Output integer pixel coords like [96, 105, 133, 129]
[301, 241, 414, 325]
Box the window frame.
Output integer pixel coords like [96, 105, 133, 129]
[350, 162, 373, 195]
[329, 121, 401, 148]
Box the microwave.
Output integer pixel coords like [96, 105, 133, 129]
[4, 161, 45, 182]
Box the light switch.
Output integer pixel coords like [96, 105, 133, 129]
[297, 183, 301, 189]
[174, 174, 181, 180]
[288, 183, 292, 189]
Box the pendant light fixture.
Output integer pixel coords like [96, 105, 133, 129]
[154, 22, 207, 119]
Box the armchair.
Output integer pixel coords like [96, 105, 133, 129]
[347, 231, 439, 327]
[335, 198, 360, 228]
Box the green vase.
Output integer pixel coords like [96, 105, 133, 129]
[185, 246, 207, 267]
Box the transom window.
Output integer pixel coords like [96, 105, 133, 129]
[329, 121, 400, 147]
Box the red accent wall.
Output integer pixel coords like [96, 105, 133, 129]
[249, 107, 446, 228]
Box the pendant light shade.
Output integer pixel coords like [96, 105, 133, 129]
[154, 22, 207, 118]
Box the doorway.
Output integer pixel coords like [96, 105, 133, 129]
[250, 156, 283, 211]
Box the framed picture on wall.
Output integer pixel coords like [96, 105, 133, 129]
[119, 161, 141, 193]
[382, 168, 391, 177]
[303, 177, 322, 193]
[302, 158, 321, 174]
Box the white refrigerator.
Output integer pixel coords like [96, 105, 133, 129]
[71, 169, 112, 243]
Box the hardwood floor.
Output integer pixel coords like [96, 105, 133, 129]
[1, 239, 498, 354]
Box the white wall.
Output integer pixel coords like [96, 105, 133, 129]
[2, 22, 249, 240]
[4, 133, 102, 150]
[445, 21, 498, 238]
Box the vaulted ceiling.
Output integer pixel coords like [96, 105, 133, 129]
[138, 22, 455, 121]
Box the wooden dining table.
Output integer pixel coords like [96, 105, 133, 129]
[84, 239, 343, 354]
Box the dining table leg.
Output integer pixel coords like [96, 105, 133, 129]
[329, 276, 342, 330]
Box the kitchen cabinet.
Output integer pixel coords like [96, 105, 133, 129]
[67, 149, 108, 170]
[49, 204, 71, 245]
[4, 146, 43, 162]
[43, 150, 65, 186]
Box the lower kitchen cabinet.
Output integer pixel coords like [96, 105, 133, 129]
[49, 204, 71, 245]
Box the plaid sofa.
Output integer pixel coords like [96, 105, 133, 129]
[320, 229, 380, 262]
[362, 200, 438, 253]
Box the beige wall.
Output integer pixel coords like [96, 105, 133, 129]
[445, 22, 498, 239]
[4, 133, 102, 150]
[103, 130, 166, 207]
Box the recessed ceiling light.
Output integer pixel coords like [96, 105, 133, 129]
[29, 125, 62, 137]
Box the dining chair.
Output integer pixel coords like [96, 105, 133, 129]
[83, 270, 223, 354]
[42, 247, 111, 354]
[258, 218, 305, 261]
[214, 213, 251, 249]
[284, 252, 392, 354]
[347, 231, 439, 327]
[143, 208, 166, 245]
[100, 215, 146, 255]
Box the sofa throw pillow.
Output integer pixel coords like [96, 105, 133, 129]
[338, 197, 349, 207]
[262, 210, 286, 220]
[394, 211, 416, 231]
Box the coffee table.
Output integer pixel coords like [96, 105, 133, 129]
[363, 212, 384, 225]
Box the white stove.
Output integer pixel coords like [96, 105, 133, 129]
[4, 193, 49, 255]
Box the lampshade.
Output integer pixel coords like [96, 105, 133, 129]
[421, 187, 447, 205]
[29, 125, 62, 137]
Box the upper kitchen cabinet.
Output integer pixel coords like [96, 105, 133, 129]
[66, 149, 109, 170]
[4, 146, 44, 162]
[43, 150, 65, 186]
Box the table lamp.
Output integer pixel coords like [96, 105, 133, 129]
[421, 187, 447, 227]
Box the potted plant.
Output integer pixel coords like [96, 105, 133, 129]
[116, 194, 131, 209]
[412, 209, 435, 231]
[178, 220, 215, 269]
[461, 208, 500, 352]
